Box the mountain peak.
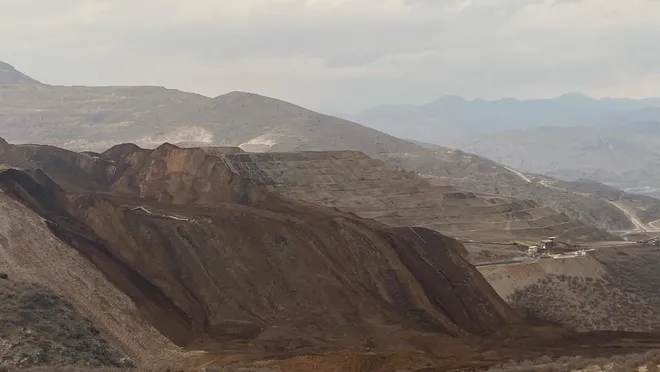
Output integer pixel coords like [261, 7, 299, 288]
[435, 95, 467, 103]
[0, 61, 41, 85]
[557, 91, 592, 101]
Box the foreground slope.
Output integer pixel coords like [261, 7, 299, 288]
[0, 62, 638, 233]
[481, 245, 660, 334]
[0, 139, 528, 369]
[0, 278, 130, 369]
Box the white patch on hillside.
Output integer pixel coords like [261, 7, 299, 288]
[504, 166, 532, 183]
[239, 133, 280, 152]
[61, 139, 119, 152]
[138, 126, 214, 147]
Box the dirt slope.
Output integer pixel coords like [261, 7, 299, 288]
[0, 180, 182, 367]
[0, 139, 529, 369]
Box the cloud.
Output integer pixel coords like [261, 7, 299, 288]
[1, 0, 660, 111]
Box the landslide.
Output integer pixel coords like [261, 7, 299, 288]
[0, 139, 523, 366]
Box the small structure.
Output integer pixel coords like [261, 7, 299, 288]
[527, 245, 539, 255]
[540, 239, 555, 253]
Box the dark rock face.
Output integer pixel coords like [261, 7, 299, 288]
[0, 141, 520, 354]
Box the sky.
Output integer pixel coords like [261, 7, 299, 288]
[1, 0, 660, 112]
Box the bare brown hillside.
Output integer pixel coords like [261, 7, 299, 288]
[0, 139, 522, 370]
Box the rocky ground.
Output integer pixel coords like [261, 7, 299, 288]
[0, 276, 131, 369]
[485, 246, 660, 334]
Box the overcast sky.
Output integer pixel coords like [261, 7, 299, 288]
[1, 0, 659, 112]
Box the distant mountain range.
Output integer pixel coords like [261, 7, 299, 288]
[451, 120, 660, 199]
[350, 94, 660, 199]
[348, 93, 660, 143]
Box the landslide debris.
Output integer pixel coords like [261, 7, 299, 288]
[0, 138, 524, 369]
[0, 279, 131, 369]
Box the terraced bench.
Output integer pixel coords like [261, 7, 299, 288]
[223, 150, 608, 243]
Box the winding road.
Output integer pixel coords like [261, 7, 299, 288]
[607, 201, 660, 233]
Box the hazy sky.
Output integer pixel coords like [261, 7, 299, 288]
[2, 0, 660, 112]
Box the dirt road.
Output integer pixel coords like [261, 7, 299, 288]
[607, 201, 660, 233]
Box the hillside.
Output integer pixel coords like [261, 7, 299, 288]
[481, 245, 660, 335]
[451, 121, 660, 200]
[0, 278, 131, 369]
[0, 139, 617, 258]
[1, 139, 660, 370]
[379, 147, 637, 232]
[0, 62, 643, 233]
[0, 139, 522, 370]
[352, 94, 660, 204]
[223, 151, 614, 246]
[0, 61, 41, 85]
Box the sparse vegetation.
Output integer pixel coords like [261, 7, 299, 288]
[0, 280, 132, 369]
[483, 349, 660, 371]
[507, 249, 660, 332]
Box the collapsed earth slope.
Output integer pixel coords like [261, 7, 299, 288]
[0, 138, 525, 370]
